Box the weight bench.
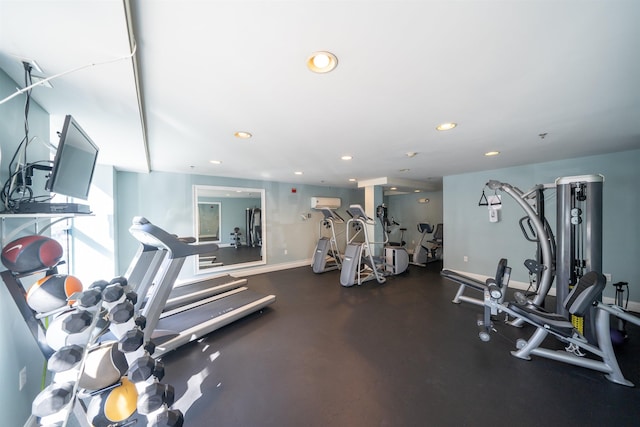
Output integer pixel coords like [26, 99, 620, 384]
[441, 259, 512, 316]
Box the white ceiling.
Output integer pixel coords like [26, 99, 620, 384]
[1, 0, 639, 193]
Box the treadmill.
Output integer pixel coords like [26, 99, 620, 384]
[128, 217, 276, 356]
[124, 222, 249, 313]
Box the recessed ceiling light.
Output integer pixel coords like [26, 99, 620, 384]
[484, 151, 500, 156]
[294, 171, 303, 175]
[349, 178, 357, 182]
[209, 160, 222, 164]
[307, 51, 338, 73]
[414, 189, 421, 193]
[406, 152, 418, 158]
[399, 168, 410, 172]
[436, 122, 457, 131]
[341, 155, 353, 160]
[390, 187, 397, 191]
[234, 131, 252, 139]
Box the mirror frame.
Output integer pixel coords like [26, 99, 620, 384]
[193, 184, 266, 274]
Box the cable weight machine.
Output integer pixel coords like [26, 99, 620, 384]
[487, 175, 604, 342]
[556, 174, 604, 344]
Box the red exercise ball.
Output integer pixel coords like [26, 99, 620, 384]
[1, 235, 63, 274]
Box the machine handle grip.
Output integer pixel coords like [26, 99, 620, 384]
[518, 217, 538, 242]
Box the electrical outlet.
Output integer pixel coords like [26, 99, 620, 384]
[463, 256, 468, 262]
[604, 273, 612, 283]
[19, 366, 26, 391]
[284, 249, 288, 255]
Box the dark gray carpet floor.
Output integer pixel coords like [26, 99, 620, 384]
[159, 263, 640, 427]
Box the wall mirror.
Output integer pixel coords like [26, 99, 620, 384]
[193, 185, 266, 274]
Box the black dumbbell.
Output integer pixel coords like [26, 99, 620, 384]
[109, 276, 128, 287]
[49, 344, 84, 372]
[138, 383, 175, 414]
[151, 408, 184, 427]
[135, 315, 147, 330]
[62, 309, 92, 334]
[77, 288, 103, 308]
[144, 339, 156, 356]
[109, 300, 135, 324]
[31, 381, 74, 417]
[89, 279, 109, 292]
[128, 355, 165, 383]
[118, 328, 144, 353]
[102, 283, 125, 303]
[125, 290, 138, 305]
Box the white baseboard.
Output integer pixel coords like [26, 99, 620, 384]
[447, 269, 640, 314]
[232, 259, 312, 277]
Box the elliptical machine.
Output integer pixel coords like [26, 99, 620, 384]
[340, 204, 409, 286]
[311, 208, 345, 273]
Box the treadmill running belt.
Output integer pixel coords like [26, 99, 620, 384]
[168, 275, 243, 299]
[156, 289, 269, 333]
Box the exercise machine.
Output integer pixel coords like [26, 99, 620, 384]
[340, 205, 408, 286]
[556, 174, 603, 343]
[246, 207, 262, 247]
[442, 258, 512, 316]
[445, 180, 555, 326]
[122, 226, 245, 315]
[477, 271, 640, 387]
[376, 203, 406, 247]
[194, 232, 224, 269]
[411, 223, 443, 266]
[199, 254, 224, 269]
[128, 217, 276, 356]
[428, 223, 443, 259]
[375, 203, 410, 274]
[230, 227, 242, 248]
[311, 208, 345, 273]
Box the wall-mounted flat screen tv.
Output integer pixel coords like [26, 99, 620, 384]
[45, 115, 99, 200]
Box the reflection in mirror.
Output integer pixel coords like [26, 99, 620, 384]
[193, 185, 266, 273]
[197, 202, 221, 242]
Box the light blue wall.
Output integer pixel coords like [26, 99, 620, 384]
[443, 149, 640, 303]
[0, 69, 50, 426]
[115, 170, 364, 280]
[385, 191, 444, 247]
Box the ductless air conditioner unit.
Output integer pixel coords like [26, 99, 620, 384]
[311, 197, 341, 209]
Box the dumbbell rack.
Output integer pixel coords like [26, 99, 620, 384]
[1, 267, 93, 427]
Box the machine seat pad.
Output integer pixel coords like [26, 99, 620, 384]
[440, 270, 486, 292]
[507, 303, 575, 337]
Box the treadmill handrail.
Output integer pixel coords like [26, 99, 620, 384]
[129, 216, 218, 259]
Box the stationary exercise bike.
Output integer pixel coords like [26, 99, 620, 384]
[411, 223, 443, 265]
